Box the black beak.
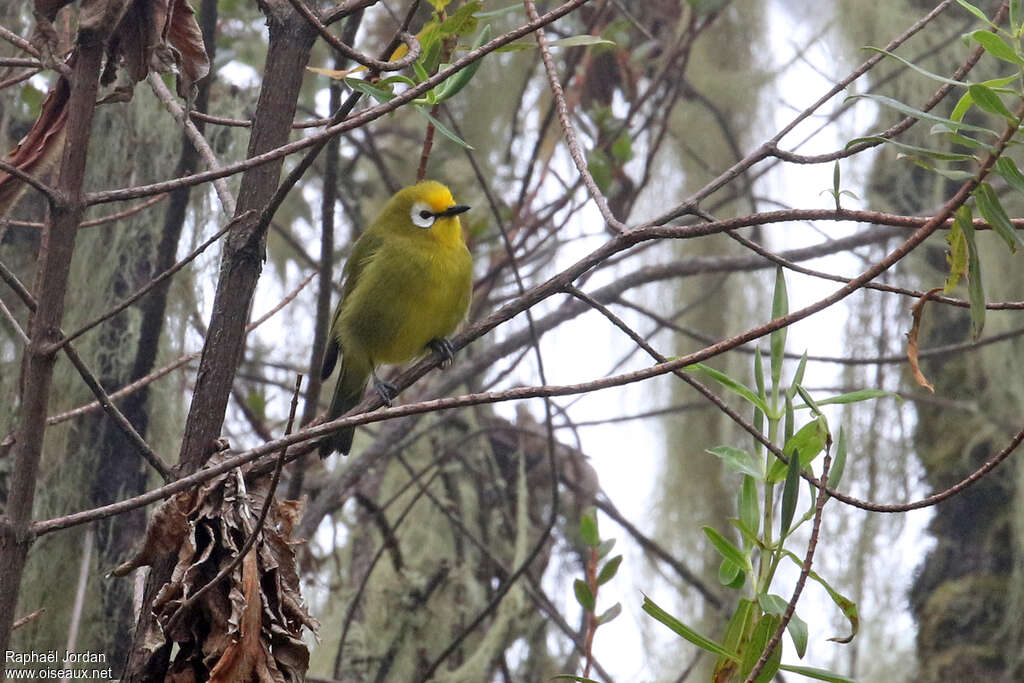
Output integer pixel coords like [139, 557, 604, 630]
[438, 204, 470, 217]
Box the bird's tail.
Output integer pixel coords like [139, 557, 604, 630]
[320, 350, 370, 458]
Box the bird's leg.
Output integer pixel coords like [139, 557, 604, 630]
[371, 369, 397, 407]
[428, 337, 456, 368]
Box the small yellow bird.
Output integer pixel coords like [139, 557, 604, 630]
[319, 181, 473, 457]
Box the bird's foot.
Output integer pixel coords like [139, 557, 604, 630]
[372, 375, 397, 407]
[428, 337, 456, 368]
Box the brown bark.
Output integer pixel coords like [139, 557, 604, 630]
[0, 8, 123, 671]
[121, 3, 316, 679]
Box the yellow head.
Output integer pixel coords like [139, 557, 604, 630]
[375, 181, 470, 247]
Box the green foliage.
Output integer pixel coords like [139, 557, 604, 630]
[644, 269, 883, 682]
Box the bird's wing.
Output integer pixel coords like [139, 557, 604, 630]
[322, 230, 385, 380]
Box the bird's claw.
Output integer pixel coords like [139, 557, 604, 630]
[373, 376, 397, 407]
[428, 338, 456, 368]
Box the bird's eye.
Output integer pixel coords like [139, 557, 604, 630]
[410, 203, 436, 228]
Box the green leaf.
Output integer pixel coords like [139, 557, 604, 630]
[958, 206, 987, 339]
[740, 476, 760, 538]
[778, 664, 857, 683]
[950, 90, 973, 123]
[800, 389, 892, 408]
[769, 416, 828, 482]
[551, 676, 602, 683]
[848, 94, 996, 133]
[586, 148, 613, 193]
[758, 593, 789, 616]
[611, 130, 633, 162]
[579, 510, 599, 547]
[687, 363, 770, 414]
[642, 595, 740, 660]
[770, 267, 788, 388]
[864, 46, 968, 86]
[573, 579, 595, 611]
[475, 3, 520, 18]
[847, 136, 976, 161]
[945, 217, 968, 293]
[714, 599, 756, 680]
[596, 538, 615, 559]
[957, 0, 997, 27]
[783, 551, 860, 643]
[779, 447, 801, 537]
[827, 427, 848, 489]
[344, 77, 395, 102]
[975, 182, 1024, 252]
[754, 346, 766, 400]
[970, 29, 1024, 64]
[794, 385, 822, 416]
[434, 23, 492, 102]
[785, 351, 808, 402]
[438, 1, 482, 36]
[703, 526, 748, 569]
[548, 35, 616, 48]
[719, 558, 744, 587]
[707, 446, 763, 479]
[967, 83, 1015, 118]
[994, 156, 1024, 195]
[596, 602, 622, 625]
[597, 555, 622, 585]
[787, 612, 809, 659]
[496, 34, 615, 52]
[741, 614, 783, 683]
[412, 105, 474, 149]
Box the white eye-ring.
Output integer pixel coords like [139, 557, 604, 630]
[410, 202, 436, 228]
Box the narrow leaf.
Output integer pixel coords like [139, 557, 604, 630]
[957, 0, 997, 27]
[958, 206, 987, 339]
[548, 35, 616, 48]
[596, 602, 622, 625]
[597, 555, 622, 585]
[579, 510, 599, 547]
[707, 446, 763, 479]
[945, 216, 968, 293]
[827, 427, 848, 489]
[642, 595, 740, 660]
[758, 593, 789, 616]
[970, 29, 1024, 64]
[787, 612, 809, 659]
[863, 46, 968, 86]
[770, 266, 788, 388]
[574, 579, 595, 611]
[778, 664, 856, 683]
[907, 287, 942, 393]
[768, 417, 828, 482]
[779, 449, 801, 538]
[975, 182, 1024, 252]
[994, 156, 1024, 195]
[804, 389, 893, 407]
[703, 526, 747, 568]
[688, 363, 770, 413]
[740, 614, 783, 683]
[740, 476, 760, 538]
[412, 105, 474, 149]
[714, 599, 756, 681]
[847, 136, 977, 161]
[848, 94, 996, 133]
[968, 83, 1014, 118]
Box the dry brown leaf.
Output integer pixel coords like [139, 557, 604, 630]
[166, 0, 210, 96]
[0, 72, 69, 219]
[116, 454, 315, 681]
[108, 489, 192, 576]
[907, 287, 942, 393]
